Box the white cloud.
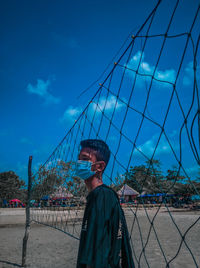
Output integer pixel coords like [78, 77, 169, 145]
[155, 69, 175, 83]
[60, 105, 82, 124]
[183, 61, 200, 86]
[134, 132, 179, 158]
[169, 130, 177, 138]
[60, 96, 125, 126]
[27, 79, 60, 105]
[185, 165, 200, 178]
[126, 51, 176, 87]
[91, 95, 125, 113]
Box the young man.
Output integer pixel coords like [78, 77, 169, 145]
[75, 139, 134, 268]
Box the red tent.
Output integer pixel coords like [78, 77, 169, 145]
[9, 199, 25, 207]
[9, 199, 22, 203]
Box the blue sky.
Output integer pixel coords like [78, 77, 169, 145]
[0, 0, 199, 185]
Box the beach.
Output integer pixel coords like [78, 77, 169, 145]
[0, 207, 200, 268]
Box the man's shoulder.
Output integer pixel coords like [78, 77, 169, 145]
[95, 184, 116, 193]
[88, 185, 121, 216]
[92, 184, 119, 201]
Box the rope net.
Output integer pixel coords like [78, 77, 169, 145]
[30, 0, 200, 267]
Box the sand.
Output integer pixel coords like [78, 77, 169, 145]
[0, 207, 200, 268]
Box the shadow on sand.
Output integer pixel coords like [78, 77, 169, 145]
[0, 260, 22, 267]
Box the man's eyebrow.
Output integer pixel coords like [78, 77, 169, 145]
[79, 152, 91, 159]
[81, 155, 90, 159]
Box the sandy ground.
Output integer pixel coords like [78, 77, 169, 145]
[0, 207, 200, 268]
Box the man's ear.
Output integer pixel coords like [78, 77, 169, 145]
[94, 161, 106, 172]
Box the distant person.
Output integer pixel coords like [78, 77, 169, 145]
[75, 139, 134, 268]
[3, 199, 7, 208]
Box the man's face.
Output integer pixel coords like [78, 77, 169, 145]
[78, 147, 97, 166]
[78, 147, 106, 175]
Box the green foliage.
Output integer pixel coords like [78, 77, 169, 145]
[115, 160, 200, 196]
[66, 176, 87, 197]
[166, 167, 185, 181]
[0, 171, 26, 206]
[32, 161, 68, 201]
[31, 161, 87, 201]
[123, 164, 162, 194]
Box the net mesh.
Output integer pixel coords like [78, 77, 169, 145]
[30, 0, 200, 266]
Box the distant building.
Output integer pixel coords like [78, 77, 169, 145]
[117, 184, 139, 202]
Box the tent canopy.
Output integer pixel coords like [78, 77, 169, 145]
[139, 193, 174, 198]
[117, 184, 139, 196]
[9, 199, 22, 203]
[41, 195, 49, 201]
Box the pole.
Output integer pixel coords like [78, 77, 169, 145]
[22, 156, 33, 267]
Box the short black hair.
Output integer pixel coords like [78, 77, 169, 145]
[80, 139, 110, 165]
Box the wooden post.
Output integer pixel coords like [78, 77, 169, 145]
[22, 156, 33, 267]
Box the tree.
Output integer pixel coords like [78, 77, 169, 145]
[124, 165, 148, 193]
[66, 176, 87, 197]
[166, 166, 185, 181]
[31, 162, 68, 201]
[114, 161, 199, 198]
[145, 159, 163, 181]
[0, 171, 26, 206]
[31, 161, 87, 201]
[123, 160, 164, 194]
